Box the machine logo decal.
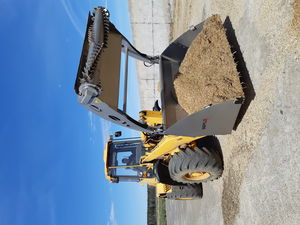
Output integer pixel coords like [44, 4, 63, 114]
[202, 117, 212, 129]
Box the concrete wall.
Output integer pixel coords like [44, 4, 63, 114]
[128, 0, 174, 109]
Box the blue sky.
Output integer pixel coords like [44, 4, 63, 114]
[0, 0, 146, 225]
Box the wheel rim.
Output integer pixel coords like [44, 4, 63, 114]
[183, 172, 210, 181]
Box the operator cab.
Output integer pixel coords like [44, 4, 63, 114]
[105, 138, 154, 183]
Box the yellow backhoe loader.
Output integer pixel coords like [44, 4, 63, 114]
[74, 7, 244, 200]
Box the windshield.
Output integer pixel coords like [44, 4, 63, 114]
[115, 143, 139, 166]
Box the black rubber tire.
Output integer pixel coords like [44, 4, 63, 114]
[168, 138, 223, 184]
[195, 136, 224, 165]
[166, 184, 203, 200]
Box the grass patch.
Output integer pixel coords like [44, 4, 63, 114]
[156, 198, 167, 225]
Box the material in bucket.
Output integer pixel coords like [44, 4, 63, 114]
[174, 15, 244, 114]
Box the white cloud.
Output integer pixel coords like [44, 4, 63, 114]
[107, 202, 118, 225]
[99, 118, 111, 147]
[59, 0, 84, 37]
[88, 111, 97, 132]
[88, 111, 98, 144]
[88, 112, 112, 145]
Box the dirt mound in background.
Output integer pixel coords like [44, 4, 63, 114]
[174, 15, 244, 114]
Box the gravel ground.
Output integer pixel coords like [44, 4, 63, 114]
[166, 1, 300, 225]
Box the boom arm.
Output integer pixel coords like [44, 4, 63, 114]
[74, 7, 159, 133]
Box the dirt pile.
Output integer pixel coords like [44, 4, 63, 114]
[173, 15, 244, 114]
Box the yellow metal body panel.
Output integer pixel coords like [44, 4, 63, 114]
[142, 135, 203, 162]
[139, 110, 203, 162]
[103, 110, 204, 189]
[156, 183, 172, 197]
[139, 177, 158, 184]
[139, 110, 162, 126]
[103, 142, 113, 181]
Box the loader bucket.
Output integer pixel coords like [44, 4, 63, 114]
[159, 22, 244, 137]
